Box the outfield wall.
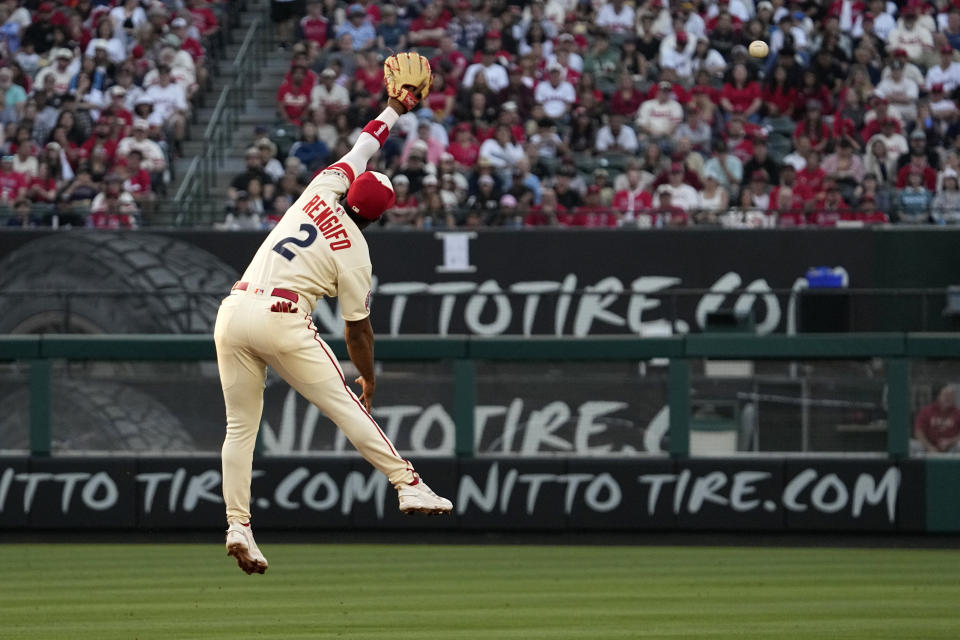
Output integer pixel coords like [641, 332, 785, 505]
[2, 456, 959, 533]
[2, 333, 960, 533]
[2, 229, 960, 335]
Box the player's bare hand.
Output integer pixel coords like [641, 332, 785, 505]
[355, 376, 375, 411]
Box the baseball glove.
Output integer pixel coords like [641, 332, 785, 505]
[383, 52, 432, 112]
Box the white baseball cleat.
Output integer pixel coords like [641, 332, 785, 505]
[225, 522, 269, 575]
[398, 474, 453, 515]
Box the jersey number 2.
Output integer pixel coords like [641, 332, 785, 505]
[272, 223, 318, 261]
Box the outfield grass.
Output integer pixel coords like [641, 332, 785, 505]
[1, 543, 958, 639]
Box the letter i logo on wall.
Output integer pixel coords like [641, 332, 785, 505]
[436, 231, 477, 274]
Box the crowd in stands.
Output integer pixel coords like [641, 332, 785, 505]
[231, 0, 960, 230]
[1, 0, 225, 228]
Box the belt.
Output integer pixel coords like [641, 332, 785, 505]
[232, 281, 298, 304]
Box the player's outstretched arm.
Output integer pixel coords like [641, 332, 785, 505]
[345, 316, 376, 411]
[314, 53, 433, 186]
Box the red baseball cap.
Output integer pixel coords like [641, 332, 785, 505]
[346, 171, 396, 220]
[932, 82, 945, 92]
[941, 44, 954, 54]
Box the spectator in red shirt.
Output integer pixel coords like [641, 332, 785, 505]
[827, 0, 866, 24]
[762, 64, 798, 118]
[795, 69, 834, 118]
[81, 119, 119, 166]
[720, 62, 762, 120]
[409, 2, 448, 48]
[497, 101, 526, 144]
[355, 0, 381, 24]
[119, 149, 154, 206]
[0, 155, 28, 204]
[612, 167, 653, 220]
[796, 150, 827, 199]
[187, 0, 219, 38]
[845, 194, 890, 225]
[448, 124, 480, 170]
[646, 69, 691, 104]
[277, 64, 313, 127]
[912, 384, 960, 454]
[425, 73, 457, 121]
[794, 100, 832, 153]
[651, 156, 704, 193]
[383, 174, 420, 227]
[27, 161, 58, 204]
[89, 195, 138, 228]
[432, 36, 468, 86]
[831, 109, 862, 152]
[474, 30, 512, 66]
[706, 7, 743, 34]
[725, 114, 755, 164]
[896, 152, 938, 191]
[808, 181, 850, 227]
[610, 72, 644, 117]
[569, 185, 618, 227]
[861, 98, 902, 141]
[353, 51, 384, 102]
[102, 86, 134, 131]
[774, 187, 807, 227]
[525, 187, 566, 227]
[651, 188, 691, 227]
[299, 0, 330, 48]
[769, 165, 796, 211]
[172, 17, 206, 63]
[283, 47, 318, 87]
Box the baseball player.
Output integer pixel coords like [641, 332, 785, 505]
[216, 53, 452, 575]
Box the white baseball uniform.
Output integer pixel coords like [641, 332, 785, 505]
[215, 107, 416, 526]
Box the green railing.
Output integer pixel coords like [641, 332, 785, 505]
[174, 13, 269, 226]
[3, 333, 959, 458]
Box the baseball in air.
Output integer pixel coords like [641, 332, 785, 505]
[749, 40, 769, 58]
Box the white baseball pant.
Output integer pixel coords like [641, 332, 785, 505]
[214, 288, 416, 525]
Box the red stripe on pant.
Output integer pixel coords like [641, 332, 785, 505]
[302, 313, 412, 473]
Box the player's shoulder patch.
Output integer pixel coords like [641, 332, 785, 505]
[325, 162, 355, 183]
